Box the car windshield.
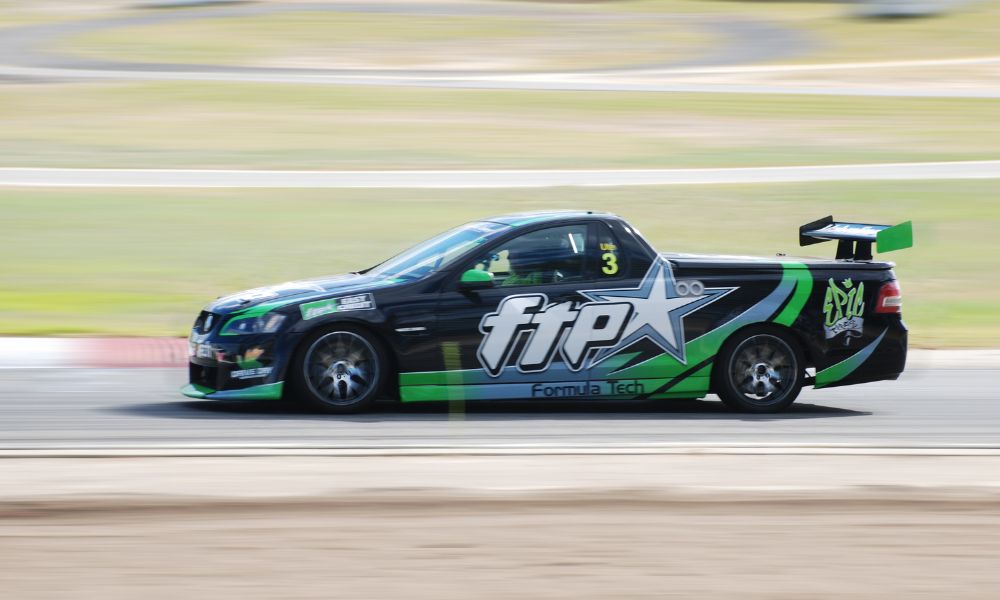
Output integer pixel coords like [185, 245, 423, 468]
[367, 221, 510, 280]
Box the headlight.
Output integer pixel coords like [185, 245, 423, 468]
[220, 313, 287, 335]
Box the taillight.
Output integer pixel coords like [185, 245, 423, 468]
[876, 280, 902, 314]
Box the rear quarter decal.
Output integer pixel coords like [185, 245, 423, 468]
[823, 278, 865, 344]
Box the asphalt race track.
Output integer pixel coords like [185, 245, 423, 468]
[1, 367, 997, 450]
[0, 2, 811, 76]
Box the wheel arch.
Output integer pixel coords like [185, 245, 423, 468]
[709, 321, 812, 391]
[708, 321, 809, 412]
[290, 317, 400, 401]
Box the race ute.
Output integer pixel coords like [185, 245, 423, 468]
[182, 211, 913, 413]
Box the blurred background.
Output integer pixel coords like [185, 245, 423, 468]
[1, 0, 998, 346]
[2, 1, 999, 598]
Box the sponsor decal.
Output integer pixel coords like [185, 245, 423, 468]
[823, 278, 865, 344]
[338, 293, 376, 311]
[300, 293, 376, 320]
[530, 380, 646, 398]
[815, 223, 884, 238]
[476, 258, 735, 376]
[236, 347, 265, 369]
[230, 366, 273, 380]
[301, 299, 338, 320]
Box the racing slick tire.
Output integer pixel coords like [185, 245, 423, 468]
[291, 325, 388, 414]
[713, 326, 805, 413]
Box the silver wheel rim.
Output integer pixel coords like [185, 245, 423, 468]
[303, 331, 378, 406]
[728, 334, 797, 407]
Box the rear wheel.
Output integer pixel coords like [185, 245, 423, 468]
[714, 327, 804, 413]
[292, 326, 387, 414]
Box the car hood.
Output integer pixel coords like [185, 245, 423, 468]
[206, 273, 401, 315]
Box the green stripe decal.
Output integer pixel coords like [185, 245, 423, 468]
[398, 262, 809, 400]
[210, 381, 284, 400]
[231, 298, 298, 318]
[400, 386, 446, 402]
[773, 262, 812, 327]
[611, 265, 799, 382]
[646, 364, 712, 399]
[815, 328, 887, 388]
[399, 370, 448, 386]
[180, 381, 284, 400]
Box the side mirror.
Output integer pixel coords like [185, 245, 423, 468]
[459, 269, 495, 291]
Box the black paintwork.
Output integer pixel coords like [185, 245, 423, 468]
[185, 211, 907, 400]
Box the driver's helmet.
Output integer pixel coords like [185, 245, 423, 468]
[507, 238, 551, 274]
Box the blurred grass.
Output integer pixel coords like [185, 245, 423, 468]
[795, 1, 1000, 63]
[57, 0, 1000, 67]
[620, 0, 1000, 62]
[1, 180, 996, 347]
[2, 82, 999, 169]
[62, 11, 713, 71]
[2, 1, 998, 349]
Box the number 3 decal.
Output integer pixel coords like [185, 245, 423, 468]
[601, 252, 619, 275]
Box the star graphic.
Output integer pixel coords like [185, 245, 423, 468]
[579, 258, 735, 366]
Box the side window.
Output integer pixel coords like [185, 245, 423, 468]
[469, 224, 589, 287]
[595, 223, 625, 279]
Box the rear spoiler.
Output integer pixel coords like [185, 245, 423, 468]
[799, 216, 913, 261]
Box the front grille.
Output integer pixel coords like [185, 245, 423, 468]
[189, 362, 220, 389]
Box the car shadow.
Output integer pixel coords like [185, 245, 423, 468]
[113, 397, 869, 422]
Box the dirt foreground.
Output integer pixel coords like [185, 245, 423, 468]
[3, 453, 1000, 599]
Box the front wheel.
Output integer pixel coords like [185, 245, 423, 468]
[713, 327, 805, 413]
[291, 326, 387, 414]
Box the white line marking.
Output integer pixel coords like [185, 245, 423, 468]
[619, 55, 1000, 75]
[4, 55, 1000, 96]
[1, 161, 998, 188]
[4, 445, 1000, 457]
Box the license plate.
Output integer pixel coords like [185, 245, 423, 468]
[192, 343, 215, 359]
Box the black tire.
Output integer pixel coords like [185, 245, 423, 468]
[713, 326, 805, 413]
[290, 325, 388, 414]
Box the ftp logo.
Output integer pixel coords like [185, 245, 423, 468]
[476, 294, 633, 377]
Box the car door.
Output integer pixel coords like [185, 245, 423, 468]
[429, 221, 642, 401]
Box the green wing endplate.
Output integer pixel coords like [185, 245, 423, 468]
[875, 221, 913, 254]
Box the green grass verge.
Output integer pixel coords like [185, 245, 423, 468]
[1, 180, 996, 347]
[2, 82, 999, 169]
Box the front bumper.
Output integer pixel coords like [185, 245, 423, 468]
[182, 311, 301, 400]
[181, 381, 284, 400]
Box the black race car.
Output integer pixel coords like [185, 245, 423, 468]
[182, 211, 912, 413]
